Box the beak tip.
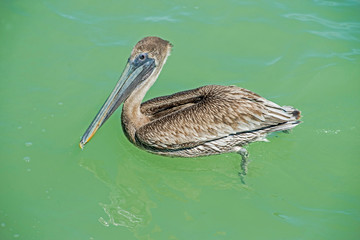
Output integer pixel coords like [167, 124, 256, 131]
[79, 141, 85, 150]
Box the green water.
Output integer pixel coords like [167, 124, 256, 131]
[1, 0, 360, 239]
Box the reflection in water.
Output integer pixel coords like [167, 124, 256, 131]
[99, 189, 145, 228]
[80, 150, 247, 232]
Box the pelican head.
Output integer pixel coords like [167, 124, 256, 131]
[80, 37, 172, 148]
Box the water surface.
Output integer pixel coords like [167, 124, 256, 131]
[1, 0, 360, 239]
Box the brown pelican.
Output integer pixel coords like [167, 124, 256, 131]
[80, 36, 301, 174]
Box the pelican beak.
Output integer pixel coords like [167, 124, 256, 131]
[79, 56, 156, 149]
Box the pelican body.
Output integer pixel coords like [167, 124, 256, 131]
[80, 37, 301, 163]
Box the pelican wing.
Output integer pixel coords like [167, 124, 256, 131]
[137, 85, 299, 150]
[140, 88, 205, 120]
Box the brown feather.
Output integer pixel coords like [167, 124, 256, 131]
[126, 85, 300, 153]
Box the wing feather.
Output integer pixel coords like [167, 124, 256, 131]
[136, 85, 298, 150]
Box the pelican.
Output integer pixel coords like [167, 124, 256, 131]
[80, 36, 301, 174]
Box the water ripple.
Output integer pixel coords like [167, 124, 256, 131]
[309, 30, 359, 41]
[313, 0, 360, 7]
[284, 13, 360, 31]
[88, 34, 129, 47]
[266, 56, 283, 66]
[284, 13, 360, 41]
[44, 1, 181, 24]
[299, 206, 352, 215]
[44, 3, 127, 24]
[303, 48, 360, 61]
[143, 16, 179, 23]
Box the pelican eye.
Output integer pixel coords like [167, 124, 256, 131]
[132, 52, 152, 68]
[139, 53, 146, 60]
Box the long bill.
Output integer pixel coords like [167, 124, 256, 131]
[79, 57, 156, 149]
